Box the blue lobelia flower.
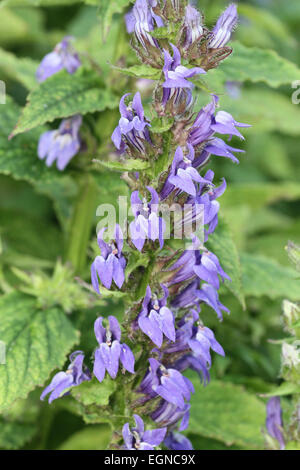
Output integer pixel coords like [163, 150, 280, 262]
[183, 4, 204, 49]
[138, 285, 176, 347]
[130, 0, 164, 50]
[111, 92, 151, 154]
[91, 224, 126, 293]
[93, 316, 135, 383]
[164, 432, 193, 450]
[38, 115, 82, 170]
[122, 414, 166, 450]
[40, 351, 91, 404]
[266, 397, 285, 450]
[161, 144, 213, 199]
[139, 358, 194, 410]
[36, 36, 81, 82]
[130, 186, 166, 251]
[162, 44, 205, 107]
[196, 283, 230, 320]
[208, 4, 238, 49]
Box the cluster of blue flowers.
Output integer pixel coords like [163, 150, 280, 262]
[40, 1, 250, 451]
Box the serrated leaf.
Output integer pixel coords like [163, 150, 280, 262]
[71, 377, 116, 407]
[11, 68, 119, 137]
[205, 41, 300, 90]
[0, 48, 38, 90]
[94, 158, 150, 172]
[206, 219, 245, 309]
[188, 380, 265, 449]
[115, 64, 161, 80]
[241, 253, 300, 301]
[0, 420, 36, 449]
[0, 291, 79, 411]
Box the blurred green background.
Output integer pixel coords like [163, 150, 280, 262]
[0, 0, 299, 450]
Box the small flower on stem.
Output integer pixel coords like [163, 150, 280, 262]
[91, 224, 126, 293]
[266, 397, 285, 450]
[123, 414, 166, 450]
[208, 4, 238, 49]
[93, 316, 135, 382]
[36, 36, 81, 82]
[138, 285, 175, 347]
[130, 186, 166, 251]
[38, 115, 82, 170]
[40, 351, 91, 404]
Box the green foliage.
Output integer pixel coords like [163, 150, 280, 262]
[11, 69, 119, 137]
[205, 41, 300, 91]
[241, 253, 300, 301]
[189, 380, 266, 449]
[207, 219, 245, 308]
[0, 291, 79, 411]
[0, 420, 36, 449]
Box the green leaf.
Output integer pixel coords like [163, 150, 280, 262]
[206, 219, 245, 309]
[206, 41, 300, 90]
[94, 158, 150, 172]
[222, 182, 300, 212]
[260, 382, 300, 398]
[0, 420, 36, 449]
[58, 425, 111, 450]
[0, 48, 38, 90]
[0, 291, 79, 412]
[11, 68, 119, 137]
[115, 64, 162, 80]
[241, 253, 300, 301]
[99, 0, 133, 39]
[71, 377, 116, 407]
[188, 380, 265, 449]
[150, 116, 174, 134]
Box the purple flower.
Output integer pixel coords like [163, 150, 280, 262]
[123, 414, 166, 450]
[130, 0, 164, 50]
[36, 36, 81, 82]
[186, 172, 227, 240]
[38, 115, 82, 171]
[211, 110, 251, 140]
[111, 92, 151, 154]
[183, 5, 203, 48]
[93, 316, 135, 382]
[139, 358, 194, 410]
[40, 351, 91, 404]
[161, 145, 214, 199]
[129, 186, 166, 251]
[266, 397, 285, 450]
[164, 432, 193, 450]
[193, 250, 231, 290]
[196, 283, 230, 320]
[188, 95, 249, 165]
[163, 44, 206, 91]
[208, 4, 238, 49]
[91, 224, 126, 293]
[138, 285, 175, 347]
[152, 400, 190, 431]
